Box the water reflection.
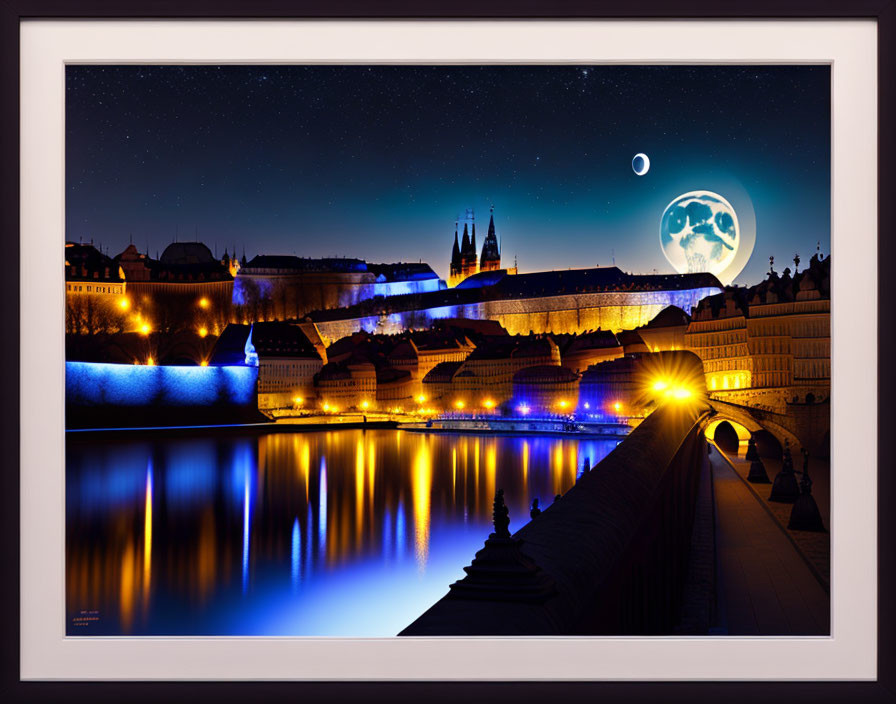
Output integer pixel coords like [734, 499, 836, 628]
[66, 429, 617, 636]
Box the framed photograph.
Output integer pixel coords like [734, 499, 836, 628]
[5, 1, 893, 699]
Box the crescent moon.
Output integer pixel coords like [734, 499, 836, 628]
[632, 153, 650, 176]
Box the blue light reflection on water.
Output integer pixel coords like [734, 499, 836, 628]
[65, 429, 617, 636]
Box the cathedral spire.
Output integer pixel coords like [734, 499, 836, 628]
[461, 223, 471, 254]
[480, 205, 501, 271]
[451, 222, 461, 267]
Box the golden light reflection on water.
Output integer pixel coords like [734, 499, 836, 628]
[522, 441, 530, 485]
[355, 439, 365, 549]
[66, 429, 617, 635]
[552, 444, 564, 498]
[119, 540, 136, 631]
[412, 438, 432, 571]
[142, 464, 152, 609]
[485, 442, 497, 512]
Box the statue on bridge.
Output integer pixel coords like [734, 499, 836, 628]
[493, 489, 511, 538]
[746, 434, 771, 484]
[769, 440, 801, 503]
[788, 448, 826, 532]
[530, 498, 542, 519]
[447, 488, 557, 603]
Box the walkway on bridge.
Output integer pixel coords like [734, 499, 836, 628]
[709, 446, 830, 635]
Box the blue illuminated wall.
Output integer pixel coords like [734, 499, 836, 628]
[66, 362, 259, 429]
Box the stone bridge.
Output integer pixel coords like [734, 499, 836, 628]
[400, 402, 713, 636]
[705, 398, 830, 458]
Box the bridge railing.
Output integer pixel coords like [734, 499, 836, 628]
[400, 401, 713, 635]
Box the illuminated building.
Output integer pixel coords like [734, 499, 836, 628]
[64, 242, 128, 334]
[234, 255, 442, 322]
[635, 305, 691, 353]
[511, 365, 580, 416]
[386, 329, 476, 398]
[375, 367, 416, 407]
[315, 356, 377, 411]
[421, 334, 561, 409]
[310, 266, 722, 344]
[684, 253, 830, 413]
[113, 242, 234, 335]
[551, 329, 623, 373]
[209, 322, 324, 410]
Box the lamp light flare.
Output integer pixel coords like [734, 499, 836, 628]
[118, 298, 131, 311]
[198, 297, 210, 309]
[198, 326, 208, 338]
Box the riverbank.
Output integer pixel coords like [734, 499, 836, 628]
[399, 416, 634, 438]
[66, 417, 399, 440]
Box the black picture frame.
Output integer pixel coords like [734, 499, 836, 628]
[2, 1, 892, 701]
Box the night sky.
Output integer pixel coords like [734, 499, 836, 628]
[66, 65, 830, 285]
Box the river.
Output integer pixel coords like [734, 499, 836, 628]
[66, 429, 618, 636]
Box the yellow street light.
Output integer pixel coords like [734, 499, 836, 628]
[139, 323, 151, 335]
[417, 395, 427, 403]
[146, 357, 155, 366]
[455, 400, 465, 410]
[118, 298, 131, 311]
[361, 400, 370, 410]
[198, 297, 210, 309]
[200, 360, 208, 367]
[613, 401, 622, 413]
[198, 326, 208, 338]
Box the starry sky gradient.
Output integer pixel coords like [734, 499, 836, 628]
[66, 65, 830, 285]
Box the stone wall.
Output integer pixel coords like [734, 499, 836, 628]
[313, 286, 720, 345]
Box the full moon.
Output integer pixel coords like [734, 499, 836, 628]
[660, 190, 741, 283]
[632, 153, 650, 176]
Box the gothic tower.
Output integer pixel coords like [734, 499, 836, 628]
[449, 221, 462, 286]
[480, 205, 501, 273]
[449, 208, 483, 287]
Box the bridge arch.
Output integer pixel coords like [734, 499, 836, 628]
[704, 399, 803, 457]
[704, 418, 752, 455]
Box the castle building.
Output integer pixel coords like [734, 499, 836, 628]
[234, 256, 442, 322]
[449, 207, 502, 287]
[684, 253, 830, 413]
[64, 242, 128, 335]
[309, 266, 722, 345]
[113, 242, 234, 337]
[65, 242, 126, 298]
